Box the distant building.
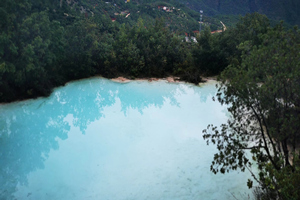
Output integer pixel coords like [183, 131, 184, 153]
[191, 36, 197, 43]
[185, 36, 197, 43]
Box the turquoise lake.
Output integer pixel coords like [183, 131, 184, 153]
[0, 78, 254, 200]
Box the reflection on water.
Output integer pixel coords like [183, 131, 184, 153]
[0, 78, 252, 200]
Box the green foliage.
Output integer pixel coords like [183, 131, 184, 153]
[234, 13, 270, 46]
[192, 26, 227, 75]
[203, 21, 300, 199]
[0, 2, 299, 199]
[1, 0, 208, 102]
[106, 18, 190, 78]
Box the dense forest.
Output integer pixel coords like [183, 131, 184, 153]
[1, 0, 300, 199]
[0, 0, 287, 103]
[0, 0, 296, 103]
[0, 0, 225, 102]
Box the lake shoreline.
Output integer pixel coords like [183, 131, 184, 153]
[0, 75, 218, 105]
[111, 76, 218, 84]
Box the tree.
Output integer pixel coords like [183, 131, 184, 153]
[203, 24, 300, 199]
[233, 12, 270, 47]
[192, 26, 228, 75]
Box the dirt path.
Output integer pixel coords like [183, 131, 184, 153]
[220, 21, 226, 31]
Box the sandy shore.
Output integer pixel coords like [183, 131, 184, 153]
[111, 76, 218, 84]
[201, 76, 218, 81]
[111, 76, 183, 83]
[111, 77, 131, 83]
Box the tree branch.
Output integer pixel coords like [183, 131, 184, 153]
[249, 103, 280, 170]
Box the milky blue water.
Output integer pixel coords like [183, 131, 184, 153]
[0, 78, 254, 200]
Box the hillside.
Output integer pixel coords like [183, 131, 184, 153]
[1, 0, 295, 102]
[2, 0, 225, 102]
[180, 0, 300, 26]
[46, 0, 224, 33]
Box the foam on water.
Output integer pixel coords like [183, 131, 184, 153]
[0, 78, 254, 200]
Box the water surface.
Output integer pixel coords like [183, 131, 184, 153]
[0, 78, 253, 200]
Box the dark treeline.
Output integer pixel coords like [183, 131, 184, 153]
[0, 0, 291, 104]
[0, 0, 218, 102]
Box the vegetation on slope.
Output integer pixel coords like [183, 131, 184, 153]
[0, 0, 232, 102]
[180, 0, 300, 27]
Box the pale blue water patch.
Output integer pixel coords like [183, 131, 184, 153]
[0, 78, 254, 200]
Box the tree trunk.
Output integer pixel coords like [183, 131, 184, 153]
[282, 138, 291, 167]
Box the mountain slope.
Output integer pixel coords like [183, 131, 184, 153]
[180, 0, 300, 26]
[57, 0, 224, 32]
